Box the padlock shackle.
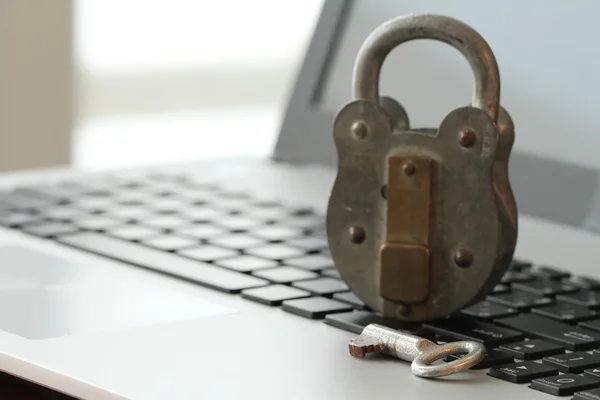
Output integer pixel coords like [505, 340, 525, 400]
[352, 14, 500, 124]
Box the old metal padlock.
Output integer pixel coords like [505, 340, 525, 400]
[326, 14, 518, 322]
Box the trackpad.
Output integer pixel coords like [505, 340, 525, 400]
[0, 246, 236, 339]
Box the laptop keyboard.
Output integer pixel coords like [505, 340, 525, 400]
[5, 172, 600, 396]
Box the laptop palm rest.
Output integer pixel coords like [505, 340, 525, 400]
[0, 245, 235, 340]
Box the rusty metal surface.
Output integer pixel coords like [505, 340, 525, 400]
[326, 14, 518, 322]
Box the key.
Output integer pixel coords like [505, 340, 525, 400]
[509, 259, 532, 271]
[498, 339, 565, 360]
[22, 222, 79, 238]
[446, 349, 514, 370]
[178, 245, 239, 262]
[241, 285, 311, 306]
[492, 284, 510, 294]
[422, 316, 524, 346]
[558, 291, 600, 309]
[512, 278, 579, 296]
[568, 276, 600, 291]
[292, 278, 349, 296]
[281, 297, 352, 319]
[460, 300, 518, 321]
[141, 235, 199, 251]
[209, 234, 264, 250]
[107, 225, 160, 241]
[501, 271, 536, 284]
[584, 367, 600, 380]
[496, 314, 600, 350]
[535, 266, 571, 280]
[530, 374, 600, 397]
[487, 290, 553, 310]
[250, 226, 303, 241]
[245, 244, 305, 260]
[543, 351, 600, 373]
[0, 211, 40, 227]
[213, 256, 278, 272]
[320, 267, 341, 280]
[285, 255, 334, 271]
[56, 232, 268, 293]
[348, 323, 485, 378]
[575, 388, 600, 400]
[324, 311, 426, 335]
[580, 319, 600, 333]
[252, 266, 318, 284]
[333, 292, 368, 310]
[488, 361, 558, 383]
[532, 303, 598, 323]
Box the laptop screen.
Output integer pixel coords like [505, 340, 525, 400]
[278, 0, 600, 233]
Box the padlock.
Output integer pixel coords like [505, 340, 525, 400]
[326, 14, 518, 322]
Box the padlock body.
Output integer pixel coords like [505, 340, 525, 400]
[326, 99, 517, 321]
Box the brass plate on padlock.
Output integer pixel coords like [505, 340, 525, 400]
[379, 156, 434, 304]
[380, 243, 430, 303]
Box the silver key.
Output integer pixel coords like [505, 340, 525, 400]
[348, 324, 485, 378]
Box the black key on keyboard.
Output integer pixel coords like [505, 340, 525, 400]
[252, 266, 318, 284]
[496, 314, 600, 350]
[530, 374, 600, 397]
[535, 266, 571, 280]
[422, 317, 523, 346]
[333, 292, 367, 310]
[73, 215, 123, 231]
[460, 300, 518, 321]
[0, 191, 53, 209]
[107, 225, 160, 241]
[213, 256, 278, 272]
[178, 245, 239, 262]
[580, 319, 600, 333]
[22, 222, 79, 238]
[584, 367, 600, 380]
[543, 351, 600, 373]
[501, 271, 536, 284]
[532, 303, 598, 323]
[292, 278, 349, 296]
[245, 244, 305, 260]
[324, 311, 424, 335]
[320, 268, 341, 280]
[487, 290, 553, 310]
[488, 361, 558, 383]
[492, 284, 510, 294]
[512, 278, 579, 296]
[0, 211, 40, 227]
[446, 349, 514, 370]
[498, 339, 565, 360]
[282, 297, 353, 319]
[241, 284, 311, 306]
[509, 259, 532, 271]
[250, 226, 303, 241]
[575, 388, 600, 400]
[558, 291, 600, 309]
[141, 235, 199, 251]
[568, 276, 600, 291]
[56, 232, 268, 293]
[286, 255, 333, 271]
[209, 234, 264, 250]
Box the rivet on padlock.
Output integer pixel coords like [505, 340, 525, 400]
[326, 14, 518, 322]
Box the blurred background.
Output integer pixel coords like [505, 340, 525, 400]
[0, 0, 323, 172]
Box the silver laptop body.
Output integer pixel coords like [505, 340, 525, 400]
[2, 1, 600, 399]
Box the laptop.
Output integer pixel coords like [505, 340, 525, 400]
[3, 0, 600, 398]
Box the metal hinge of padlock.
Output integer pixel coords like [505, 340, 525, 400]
[326, 14, 518, 322]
